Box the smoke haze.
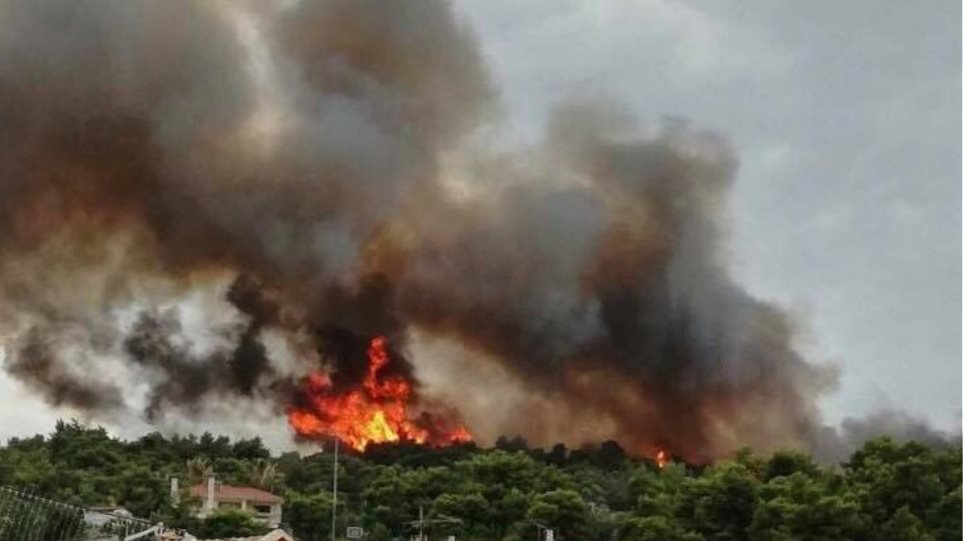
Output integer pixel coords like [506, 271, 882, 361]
[0, 0, 945, 461]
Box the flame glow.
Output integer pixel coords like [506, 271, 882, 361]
[287, 336, 472, 451]
[655, 449, 668, 469]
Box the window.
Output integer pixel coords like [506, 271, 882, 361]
[218, 501, 241, 509]
[253, 504, 271, 514]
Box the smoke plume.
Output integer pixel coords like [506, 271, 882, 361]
[0, 0, 930, 461]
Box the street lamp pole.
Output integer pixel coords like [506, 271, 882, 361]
[418, 505, 424, 541]
[331, 437, 339, 541]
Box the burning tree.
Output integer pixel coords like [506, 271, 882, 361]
[288, 335, 471, 451]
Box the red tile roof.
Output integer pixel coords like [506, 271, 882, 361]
[189, 483, 283, 504]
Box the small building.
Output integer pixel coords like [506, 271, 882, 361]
[83, 506, 133, 528]
[189, 477, 284, 528]
[189, 528, 293, 541]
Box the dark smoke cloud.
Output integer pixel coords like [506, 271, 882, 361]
[384, 109, 838, 460]
[0, 0, 944, 460]
[0, 0, 490, 424]
[121, 276, 283, 420]
[7, 326, 124, 412]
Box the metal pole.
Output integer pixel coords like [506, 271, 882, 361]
[418, 505, 424, 541]
[331, 437, 339, 541]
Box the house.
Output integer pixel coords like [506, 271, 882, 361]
[188, 477, 284, 528]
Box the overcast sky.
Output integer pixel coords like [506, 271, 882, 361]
[0, 0, 959, 440]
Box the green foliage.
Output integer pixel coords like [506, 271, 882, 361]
[0, 422, 959, 541]
[368, 522, 391, 541]
[285, 492, 334, 541]
[526, 489, 593, 539]
[764, 450, 821, 481]
[194, 509, 270, 538]
[749, 473, 864, 540]
[677, 462, 759, 540]
[618, 516, 703, 541]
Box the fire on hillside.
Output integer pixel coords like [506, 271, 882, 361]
[287, 335, 471, 451]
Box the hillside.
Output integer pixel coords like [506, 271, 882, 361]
[0, 421, 959, 540]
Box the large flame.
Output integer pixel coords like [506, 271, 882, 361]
[287, 336, 472, 451]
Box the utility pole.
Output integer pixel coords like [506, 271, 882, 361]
[534, 522, 555, 541]
[331, 437, 339, 541]
[404, 509, 460, 541]
[418, 505, 424, 541]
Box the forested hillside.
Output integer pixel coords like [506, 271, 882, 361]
[0, 421, 959, 540]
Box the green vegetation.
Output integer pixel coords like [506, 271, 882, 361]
[0, 421, 959, 541]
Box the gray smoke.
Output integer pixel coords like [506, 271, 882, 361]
[0, 0, 945, 461]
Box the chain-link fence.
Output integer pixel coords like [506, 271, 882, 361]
[0, 487, 174, 541]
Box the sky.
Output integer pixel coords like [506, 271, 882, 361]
[0, 0, 959, 440]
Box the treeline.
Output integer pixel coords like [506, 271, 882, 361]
[0, 421, 959, 541]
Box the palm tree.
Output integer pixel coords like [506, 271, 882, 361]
[186, 456, 213, 486]
[247, 459, 282, 491]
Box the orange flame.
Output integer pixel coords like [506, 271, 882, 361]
[287, 336, 472, 451]
[655, 449, 668, 469]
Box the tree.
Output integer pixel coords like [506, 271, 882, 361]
[0, 419, 959, 541]
[526, 489, 594, 540]
[195, 510, 269, 537]
[247, 458, 282, 490]
[495, 436, 530, 453]
[368, 522, 392, 541]
[433, 493, 491, 538]
[492, 487, 530, 538]
[186, 456, 213, 485]
[927, 486, 962, 541]
[677, 462, 758, 540]
[618, 516, 703, 541]
[845, 438, 955, 535]
[459, 451, 539, 493]
[629, 463, 686, 517]
[546, 444, 569, 466]
[116, 465, 169, 518]
[362, 467, 419, 530]
[764, 450, 820, 481]
[233, 437, 271, 460]
[285, 492, 335, 541]
[749, 473, 864, 541]
[198, 433, 233, 458]
[878, 507, 935, 541]
[592, 441, 628, 471]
